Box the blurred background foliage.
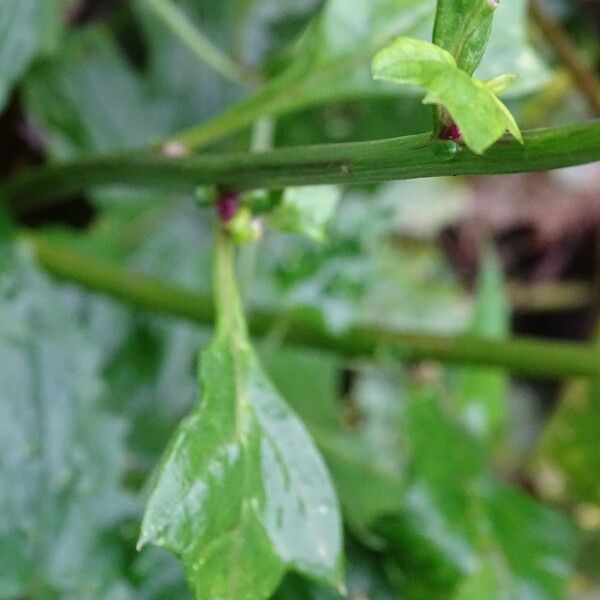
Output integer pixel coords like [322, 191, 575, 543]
[1, 0, 600, 598]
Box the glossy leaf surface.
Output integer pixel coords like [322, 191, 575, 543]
[433, 0, 497, 75]
[138, 231, 343, 599]
[372, 37, 522, 153]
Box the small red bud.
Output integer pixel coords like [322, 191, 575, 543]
[217, 192, 239, 221]
[440, 123, 461, 141]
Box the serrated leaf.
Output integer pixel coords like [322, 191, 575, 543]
[433, 0, 497, 75]
[372, 37, 522, 153]
[270, 186, 341, 242]
[139, 232, 343, 599]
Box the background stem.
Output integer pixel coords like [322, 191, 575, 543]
[30, 236, 600, 379]
[530, 0, 600, 116]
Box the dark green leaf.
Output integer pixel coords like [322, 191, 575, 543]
[433, 0, 497, 75]
[376, 388, 576, 599]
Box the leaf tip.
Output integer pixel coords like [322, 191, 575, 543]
[513, 129, 524, 145]
[136, 526, 156, 552]
[136, 537, 147, 552]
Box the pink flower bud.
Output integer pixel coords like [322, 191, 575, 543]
[440, 123, 461, 141]
[217, 192, 239, 221]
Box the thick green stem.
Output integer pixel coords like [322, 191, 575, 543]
[30, 237, 600, 379]
[5, 121, 600, 215]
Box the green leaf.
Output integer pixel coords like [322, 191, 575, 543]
[376, 388, 576, 599]
[533, 378, 600, 505]
[133, 0, 242, 129]
[0, 242, 132, 598]
[343, 376, 576, 597]
[432, 0, 497, 75]
[253, 180, 470, 334]
[133, 547, 193, 600]
[0, 0, 66, 111]
[260, 347, 405, 529]
[24, 28, 170, 157]
[453, 244, 510, 442]
[138, 231, 343, 599]
[273, 539, 396, 599]
[372, 37, 522, 153]
[0, 0, 37, 110]
[484, 73, 518, 96]
[453, 558, 504, 600]
[255, 0, 437, 107]
[269, 186, 341, 242]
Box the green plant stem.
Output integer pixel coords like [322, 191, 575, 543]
[166, 3, 435, 150]
[5, 120, 600, 215]
[30, 236, 600, 379]
[143, 0, 256, 87]
[170, 64, 307, 150]
[214, 224, 247, 339]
